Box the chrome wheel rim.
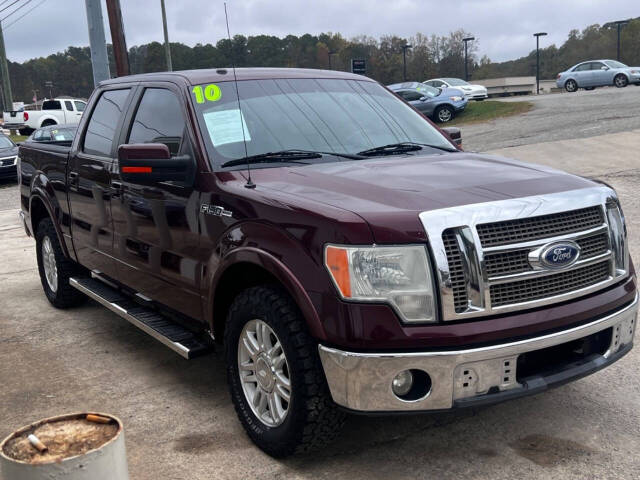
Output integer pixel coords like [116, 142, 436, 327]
[42, 236, 58, 292]
[238, 319, 291, 427]
[567, 80, 576, 91]
[438, 108, 452, 122]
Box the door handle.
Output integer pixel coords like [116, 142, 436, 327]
[69, 171, 78, 181]
[112, 181, 123, 189]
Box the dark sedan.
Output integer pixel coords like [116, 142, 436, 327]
[0, 134, 19, 180]
[388, 82, 468, 122]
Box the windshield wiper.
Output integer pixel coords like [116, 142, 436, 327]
[221, 150, 320, 168]
[357, 142, 457, 157]
[221, 149, 363, 168]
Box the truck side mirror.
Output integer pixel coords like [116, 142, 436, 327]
[441, 127, 462, 147]
[117, 143, 194, 185]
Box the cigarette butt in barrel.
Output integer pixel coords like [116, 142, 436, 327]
[86, 414, 111, 424]
[28, 434, 48, 453]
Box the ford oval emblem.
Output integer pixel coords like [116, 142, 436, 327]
[539, 241, 580, 269]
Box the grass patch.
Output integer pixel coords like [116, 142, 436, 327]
[9, 134, 28, 143]
[448, 100, 533, 126]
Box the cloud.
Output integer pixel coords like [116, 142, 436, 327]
[3, 0, 638, 63]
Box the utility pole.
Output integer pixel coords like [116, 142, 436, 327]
[160, 0, 172, 71]
[462, 37, 475, 81]
[534, 32, 547, 95]
[0, 21, 13, 113]
[105, 0, 130, 77]
[401, 44, 412, 81]
[84, 0, 111, 86]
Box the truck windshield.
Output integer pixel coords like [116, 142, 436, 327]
[191, 78, 453, 169]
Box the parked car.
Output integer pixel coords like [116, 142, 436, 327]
[25, 124, 77, 145]
[18, 68, 636, 457]
[423, 77, 488, 100]
[388, 82, 467, 123]
[4, 98, 87, 135]
[0, 133, 19, 180]
[556, 59, 640, 92]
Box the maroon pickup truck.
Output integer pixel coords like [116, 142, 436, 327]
[17, 68, 637, 457]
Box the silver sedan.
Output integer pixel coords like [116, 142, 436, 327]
[556, 59, 640, 92]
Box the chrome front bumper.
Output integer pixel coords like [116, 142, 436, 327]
[319, 294, 637, 412]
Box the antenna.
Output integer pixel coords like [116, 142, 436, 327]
[224, 2, 255, 189]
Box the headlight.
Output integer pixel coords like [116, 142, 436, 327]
[449, 96, 463, 102]
[324, 245, 436, 323]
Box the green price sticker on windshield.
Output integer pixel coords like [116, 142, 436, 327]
[193, 84, 222, 103]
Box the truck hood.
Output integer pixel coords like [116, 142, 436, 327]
[251, 152, 597, 243]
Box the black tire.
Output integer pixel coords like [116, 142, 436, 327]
[40, 120, 57, 127]
[35, 217, 86, 308]
[19, 127, 33, 136]
[224, 285, 345, 457]
[614, 74, 628, 88]
[434, 105, 454, 123]
[565, 79, 578, 92]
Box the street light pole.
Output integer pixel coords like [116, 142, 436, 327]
[613, 20, 628, 61]
[401, 44, 412, 81]
[462, 37, 475, 81]
[160, 0, 172, 71]
[534, 32, 547, 95]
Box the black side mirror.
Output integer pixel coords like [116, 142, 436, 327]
[118, 143, 194, 185]
[441, 127, 462, 147]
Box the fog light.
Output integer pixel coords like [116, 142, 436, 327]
[392, 370, 413, 396]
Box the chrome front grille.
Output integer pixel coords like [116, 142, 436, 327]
[490, 260, 611, 307]
[483, 231, 610, 278]
[442, 229, 468, 313]
[476, 206, 604, 247]
[420, 187, 629, 321]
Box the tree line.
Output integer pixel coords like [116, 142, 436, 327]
[3, 17, 640, 106]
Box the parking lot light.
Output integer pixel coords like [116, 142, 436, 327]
[462, 37, 475, 81]
[534, 32, 547, 95]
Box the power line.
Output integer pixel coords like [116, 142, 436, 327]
[4, 0, 45, 30]
[0, 0, 21, 15]
[1, 0, 34, 22]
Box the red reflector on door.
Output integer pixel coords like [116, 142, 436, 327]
[122, 166, 152, 173]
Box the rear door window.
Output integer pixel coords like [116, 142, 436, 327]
[64, 100, 74, 111]
[83, 89, 131, 157]
[127, 88, 185, 156]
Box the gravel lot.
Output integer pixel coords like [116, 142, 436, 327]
[463, 86, 640, 152]
[1, 90, 639, 479]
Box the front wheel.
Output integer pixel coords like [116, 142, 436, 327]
[565, 79, 578, 92]
[614, 74, 628, 88]
[434, 105, 454, 123]
[224, 286, 345, 457]
[35, 218, 86, 308]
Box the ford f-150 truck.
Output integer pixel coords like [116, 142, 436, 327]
[17, 68, 637, 457]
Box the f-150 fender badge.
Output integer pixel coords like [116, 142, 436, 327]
[200, 204, 233, 217]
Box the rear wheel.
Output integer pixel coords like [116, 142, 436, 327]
[224, 285, 345, 457]
[40, 120, 57, 127]
[434, 105, 454, 123]
[565, 79, 578, 92]
[614, 74, 628, 88]
[35, 218, 86, 308]
[19, 127, 33, 136]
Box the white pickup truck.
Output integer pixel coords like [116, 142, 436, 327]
[3, 98, 87, 134]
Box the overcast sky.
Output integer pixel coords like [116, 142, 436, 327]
[3, 0, 638, 63]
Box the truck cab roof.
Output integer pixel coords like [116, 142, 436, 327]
[99, 67, 372, 86]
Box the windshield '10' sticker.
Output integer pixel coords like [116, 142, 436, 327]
[192, 84, 222, 103]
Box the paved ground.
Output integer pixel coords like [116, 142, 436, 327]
[1, 131, 640, 477]
[463, 86, 640, 152]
